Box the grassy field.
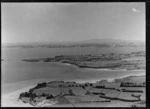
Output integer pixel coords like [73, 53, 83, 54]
[19, 75, 145, 107]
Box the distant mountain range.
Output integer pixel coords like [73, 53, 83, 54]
[2, 38, 145, 48]
[70, 38, 145, 44]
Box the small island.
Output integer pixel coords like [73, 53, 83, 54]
[19, 75, 145, 107]
[22, 51, 145, 70]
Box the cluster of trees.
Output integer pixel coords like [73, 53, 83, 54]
[39, 93, 54, 99]
[120, 82, 145, 87]
[94, 85, 105, 88]
[94, 85, 117, 90]
[84, 83, 93, 87]
[122, 89, 143, 93]
[48, 80, 65, 84]
[19, 91, 54, 100]
[34, 82, 47, 89]
[59, 84, 89, 88]
[92, 92, 105, 95]
[59, 84, 73, 87]
[19, 92, 37, 99]
[58, 83, 93, 89]
[46, 94, 54, 99]
[59, 83, 93, 89]
[103, 87, 116, 90]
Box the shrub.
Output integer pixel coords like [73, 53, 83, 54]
[85, 91, 92, 95]
[19, 93, 25, 99]
[69, 89, 75, 96]
[41, 93, 47, 97]
[19, 92, 31, 99]
[46, 95, 53, 99]
[82, 86, 85, 89]
[85, 84, 88, 87]
[29, 88, 34, 93]
[89, 83, 93, 86]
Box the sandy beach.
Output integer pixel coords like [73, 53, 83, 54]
[2, 86, 34, 107]
[2, 78, 54, 107]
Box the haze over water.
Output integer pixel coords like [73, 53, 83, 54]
[2, 47, 145, 84]
[1, 3, 145, 96]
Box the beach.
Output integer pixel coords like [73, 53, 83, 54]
[2, 86, 34, 107]
[2, 2, 145, 107]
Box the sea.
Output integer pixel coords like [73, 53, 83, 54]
[2, 46, 145, 94]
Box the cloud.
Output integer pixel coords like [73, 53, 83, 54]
[132, 8, 140, 12]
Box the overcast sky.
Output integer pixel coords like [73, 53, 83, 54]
[2, 3, 145, 43]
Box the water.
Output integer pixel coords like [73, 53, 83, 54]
[2, 46, 145, 84]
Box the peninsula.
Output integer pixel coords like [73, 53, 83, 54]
[22, 51, 145, 70]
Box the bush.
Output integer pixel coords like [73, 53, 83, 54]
[102, 85, 105, 88]
[29, 88, 34, 93]
[69, 89, 75, 96]
[82, 86, 85, 89]
[68, 85, 71, 87]
[94, 85, 105, 88]
[85, 84, 88, 87]
[85, 91, 92, 95]
[36, 82, 46, 88]
[89, 83, 93, 86]
[46, 95, 53, 99]
[31, 93, 37, 98]
[19, 92, 32, 98]
[41, 93, 47, 97]
[19, 93, 25, 99]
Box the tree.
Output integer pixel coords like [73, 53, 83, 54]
[42, 93, 47, 97]
[24, 92, 30, 97]
[102, 85, 105, 88]
[89, 83, 93, 86]
[69, 89, 75, 96]
[85, 91, 92, 95]
[82, 86, 85, 89]
[29, 88, 34, 93]
[68, 85, 71, 87]
[19, 92, 25, 99]
[85, 84, 88, 87]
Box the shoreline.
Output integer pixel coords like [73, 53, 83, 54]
[2, 86, 35, 107]
[1, 74, 145, 107]
[39, 61, 146, 72]
[2, 74, 145, 95]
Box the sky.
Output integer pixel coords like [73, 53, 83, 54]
[2, 3, 145, 43]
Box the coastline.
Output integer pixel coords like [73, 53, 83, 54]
[41, 61, 146, 72]
[2, 86, 35, 107]
[61, 62, 145, 71]
[1, 74, 145, 107]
